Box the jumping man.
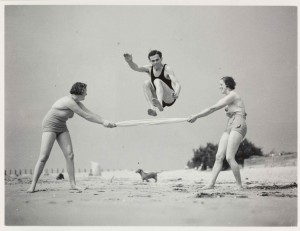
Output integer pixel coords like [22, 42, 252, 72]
[124, 50, 181, 116]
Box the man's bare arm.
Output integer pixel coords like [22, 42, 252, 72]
[124, 53, 150, 73]
[165, 66, 181, 98]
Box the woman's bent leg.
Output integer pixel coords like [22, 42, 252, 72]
[27, 132, 56, 193]
[225, 131, 244, 188]
[203, 132, 229, 189]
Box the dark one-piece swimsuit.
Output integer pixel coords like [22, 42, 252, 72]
[150, 64, 176, 107]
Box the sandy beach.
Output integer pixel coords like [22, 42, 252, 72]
[4, 165, 297, 227]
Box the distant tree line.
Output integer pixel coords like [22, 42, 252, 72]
[187, 139, 263, 170]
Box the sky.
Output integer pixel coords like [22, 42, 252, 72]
[3, 4, 297, 172]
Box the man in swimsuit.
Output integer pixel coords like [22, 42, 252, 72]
[124, 50, 181, 116]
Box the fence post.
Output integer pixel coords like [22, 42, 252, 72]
[271, 154, 274, 167]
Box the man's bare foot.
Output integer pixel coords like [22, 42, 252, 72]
[147, 109, 157, 116]
[152, 98, 163, 111]
[202, 185, 214, 190]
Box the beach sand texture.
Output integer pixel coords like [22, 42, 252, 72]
[5, 166, 297, 226]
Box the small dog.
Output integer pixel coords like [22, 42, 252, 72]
[136, 169, 158, 182]
[56, 173, 64, 180]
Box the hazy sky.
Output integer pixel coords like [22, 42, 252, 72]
[4, 5, 297, 171]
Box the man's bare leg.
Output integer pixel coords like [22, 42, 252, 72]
[152, 79, 175, 112]
[143, 80, 157, 116]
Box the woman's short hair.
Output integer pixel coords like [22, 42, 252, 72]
[221, 76, 236, 90]
[148, 50, 162, 59]
[70, 82, 87, 95]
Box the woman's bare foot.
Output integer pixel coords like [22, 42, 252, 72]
[70, 185, 87, 191]
[152, 98, 163, 111]
[70, 185, 83, 191]
[233, 185, 243, 190]
[27, 187, 36, 193]
[202, 185, 214, 190]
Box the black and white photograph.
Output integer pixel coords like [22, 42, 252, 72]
[2, 0, 299, 229]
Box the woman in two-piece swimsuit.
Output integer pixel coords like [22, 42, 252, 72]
[188, 76, 247, 190]
[27, 82, 116, 193]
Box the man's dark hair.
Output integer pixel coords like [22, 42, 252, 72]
[148, 50, 162, 59]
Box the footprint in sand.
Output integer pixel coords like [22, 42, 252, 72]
[194, 181, 204, 184]
[234, 195, 248, 198]
[173, 187, 188, 193]
[173, 184, 184, 187]
[69, 191, 83, 193]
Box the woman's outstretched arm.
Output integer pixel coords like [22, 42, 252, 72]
[67, 99, 116, 127]
[188, 92, 236, 123]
